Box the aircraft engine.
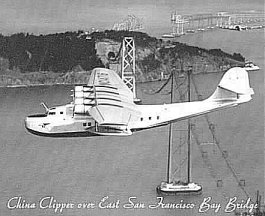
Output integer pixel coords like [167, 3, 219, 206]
[74, 86, 95, 114]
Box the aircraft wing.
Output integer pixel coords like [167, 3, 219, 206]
[80, 68, 139, 126]
[88, 68, 134, 104]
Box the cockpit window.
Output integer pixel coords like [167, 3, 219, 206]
[48, 112, 56, 115]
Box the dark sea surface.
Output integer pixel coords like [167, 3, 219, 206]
[0, 30, 263, 215]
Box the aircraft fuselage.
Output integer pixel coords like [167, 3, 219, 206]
[25, 99, 238, 137]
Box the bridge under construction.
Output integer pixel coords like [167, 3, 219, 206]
[163, 10, 265, 38]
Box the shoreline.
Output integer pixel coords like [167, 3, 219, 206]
[0, 69, 232, 88]
[0, 83, 80, 88]
[4, 62, 260, 89]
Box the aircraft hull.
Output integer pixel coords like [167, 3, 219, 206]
[25, 126, 98, 137]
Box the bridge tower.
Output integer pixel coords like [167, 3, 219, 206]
[121, 37, 140, 103]
[171, 12, 185, 36]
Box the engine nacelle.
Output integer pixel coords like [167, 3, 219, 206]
[74, 85, 95, 114]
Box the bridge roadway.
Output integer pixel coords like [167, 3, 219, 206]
[167, 11, 265, 37]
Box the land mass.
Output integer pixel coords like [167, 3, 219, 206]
[0, 30, 245, 86]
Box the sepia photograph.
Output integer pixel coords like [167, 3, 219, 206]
[0, 0, 264, 215]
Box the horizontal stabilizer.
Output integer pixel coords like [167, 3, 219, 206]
[207, 67, 254, 103]
[218, 67, 254, 94]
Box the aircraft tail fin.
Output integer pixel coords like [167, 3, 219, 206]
[206, 67, 254, 104]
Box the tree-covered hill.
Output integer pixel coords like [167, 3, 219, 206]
[0, 31, 103, 73]
[0, 30, 246, 86]
[0, 30, 245, 74]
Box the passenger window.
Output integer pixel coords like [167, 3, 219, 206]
[149, 117, 151, 120]
[157, 116, 160, 120]
[87, 122, 91, 126]
[140, 117, 143, 121]
[60, 111, 63, 114]
[83, 123, 86, 126]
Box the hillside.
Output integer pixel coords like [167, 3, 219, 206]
[0, 30, 245, 86]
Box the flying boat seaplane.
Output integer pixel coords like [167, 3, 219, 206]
[25, 67, 253, 137]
